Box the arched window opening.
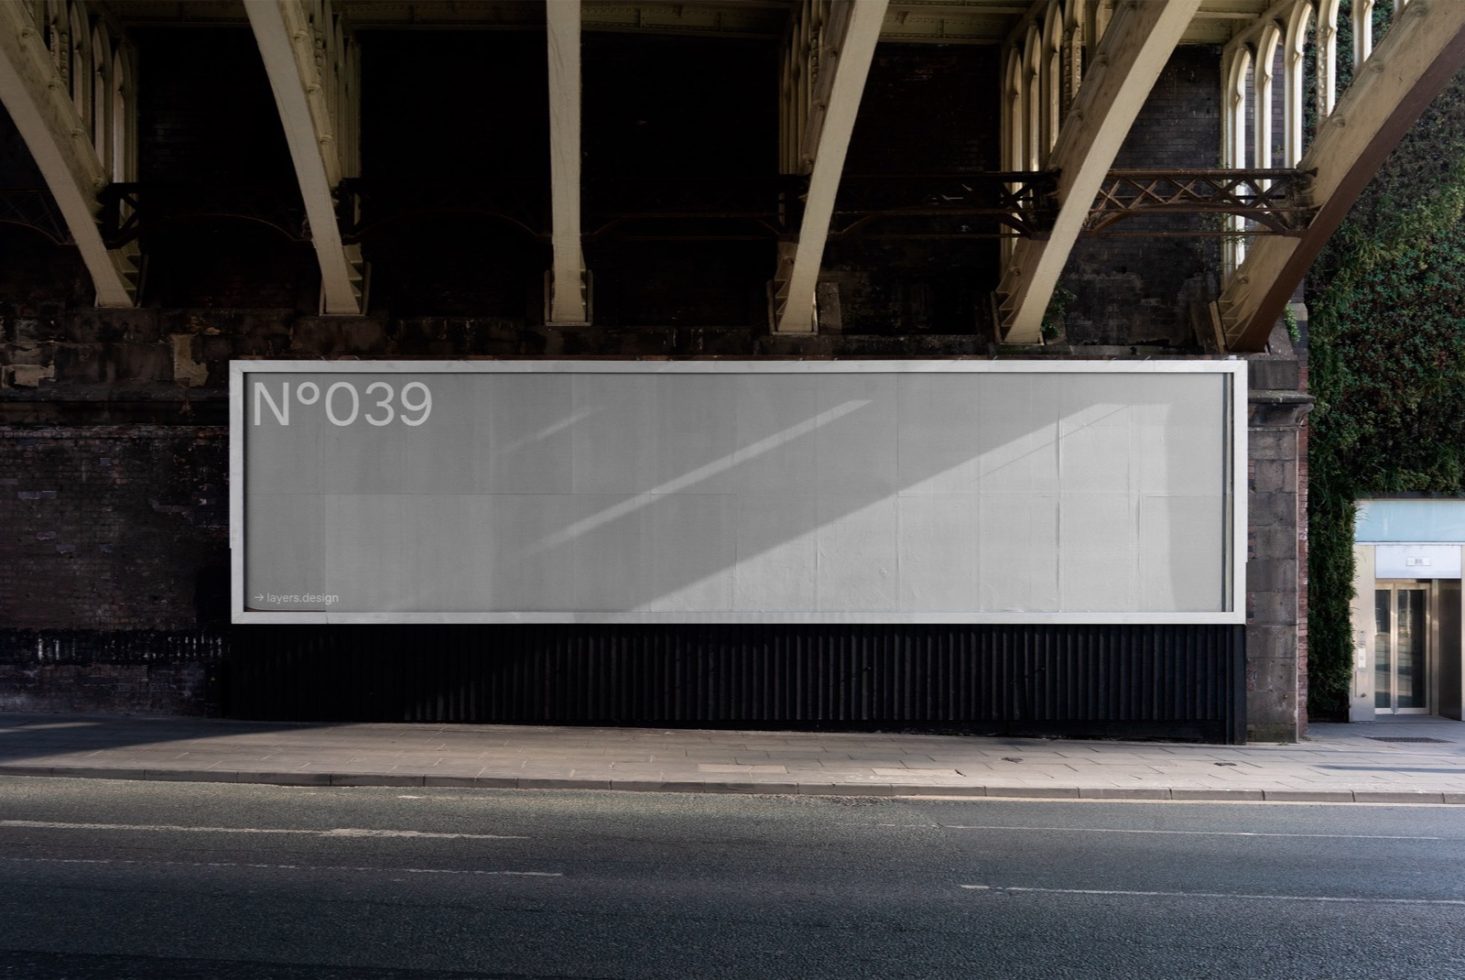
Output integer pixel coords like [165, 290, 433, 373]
[1353, 0, 1375, 67]
[1087, 0, 1112, 56]
[111, 47, 134, 183]
[339, 27, 360, 179]
[1064, 0, 1085, 111]
[1003, 48, 1025, 173]
[1002, 47, 1025, 263]
[1024, 25, 1042, 169]
[1044, 1, 1064, 156]
[1283, 1, 1313, 166]
[1223, 47, 1253, 273]
[68, 5, 90, 130]
[91, 25, 110, 167]
[1374, 0, 1397, 48]
[1255, 25, 1282, 172]
[44, 1, 65, 77]
[1317, 0, 1340, 118]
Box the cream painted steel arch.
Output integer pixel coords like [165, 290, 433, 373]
[0, 0, 137, 307]
[1218, 0, 1465, 351]
[773, 0, 890, 335]
[996, 0, 1201, 345]
[245, 0, 366, 316]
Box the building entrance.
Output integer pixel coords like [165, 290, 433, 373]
[1347, 500, 1465, 722]
[1374, 583, 1429, 715]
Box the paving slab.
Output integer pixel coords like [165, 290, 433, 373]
[2, 713, 1465, 803]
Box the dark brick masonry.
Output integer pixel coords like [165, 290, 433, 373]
[0, 427, 227, 632]
[1057, 47, 1224, 349]
[0, 427, 228, 716]
[0, 632, 224, 716]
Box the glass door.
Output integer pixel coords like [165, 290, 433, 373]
[1374, 589, 1391, 711]
[1375, 583, 1430, 715]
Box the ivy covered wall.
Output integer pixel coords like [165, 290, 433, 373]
[1307, 62, 1465, 718]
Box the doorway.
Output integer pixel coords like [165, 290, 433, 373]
[1374, 582, 1430, 714]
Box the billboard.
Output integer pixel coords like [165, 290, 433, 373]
[231, 360, 1245, 624]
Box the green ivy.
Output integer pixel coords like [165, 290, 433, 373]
[1307, 48, 1465, 718]
[1042, 286, 1075, 342]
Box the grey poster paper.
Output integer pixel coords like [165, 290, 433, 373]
[231, 361, 1245, 624]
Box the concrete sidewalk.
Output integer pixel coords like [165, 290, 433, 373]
[2, 713, 1464, 803]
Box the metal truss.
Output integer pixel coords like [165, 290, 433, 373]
[0, 188, 72, 245]
[1086, 168, 1316, 236]
[582, 176, 806, 241]
[65, 166, 1313, 257]
[96, 183, 311, 248]
[827, 169, 1313, 241]
[334, 178, 549, 244]
[831, 172, 1059, 239]
[338, 176, 799, 244]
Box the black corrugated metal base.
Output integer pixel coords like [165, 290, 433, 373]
[223, 624, 1246, 743]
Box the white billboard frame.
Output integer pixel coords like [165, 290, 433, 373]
[230, 359, 1247, 625]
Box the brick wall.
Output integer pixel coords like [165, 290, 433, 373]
[1058, 47, 1222, 349]
[135, 28, 292, 185]
[844, 44, 1000, 174]
[825, 44, 1001, 335]
[0, 425, 227, 716]
[2, 308, 1304, 735]
[0, 427, 228, 631]
[0, 632, 224, 716]
[133, 28, 315, 309]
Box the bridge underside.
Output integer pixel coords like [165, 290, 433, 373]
[2, 0, 1453, 742]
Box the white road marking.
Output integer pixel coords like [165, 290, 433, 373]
[960, 884, 1465, 906]
[942, 824, 1455, 842]
[0, 855, 560, 877]
[0, 819, 526, 840]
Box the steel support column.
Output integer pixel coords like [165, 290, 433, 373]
[546, 0, 589, 326]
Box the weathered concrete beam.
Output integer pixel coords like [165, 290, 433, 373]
[546, 0, 589, 326]
[996, 0, 1200, 344]
[0, 3, 136, 308]
[245, 0, 364, 315]
[1219, 0, 1465, 352]
[774, 0, 889, 335]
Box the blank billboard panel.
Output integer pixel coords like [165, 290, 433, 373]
[231, 361, 1245, 624]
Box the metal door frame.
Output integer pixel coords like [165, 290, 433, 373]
[1376, 580, 1431, 715]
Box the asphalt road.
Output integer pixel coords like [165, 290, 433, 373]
[1, 777, 1463, 979]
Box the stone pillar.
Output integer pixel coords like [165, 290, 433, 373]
[1246, 378, 1313, 742]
